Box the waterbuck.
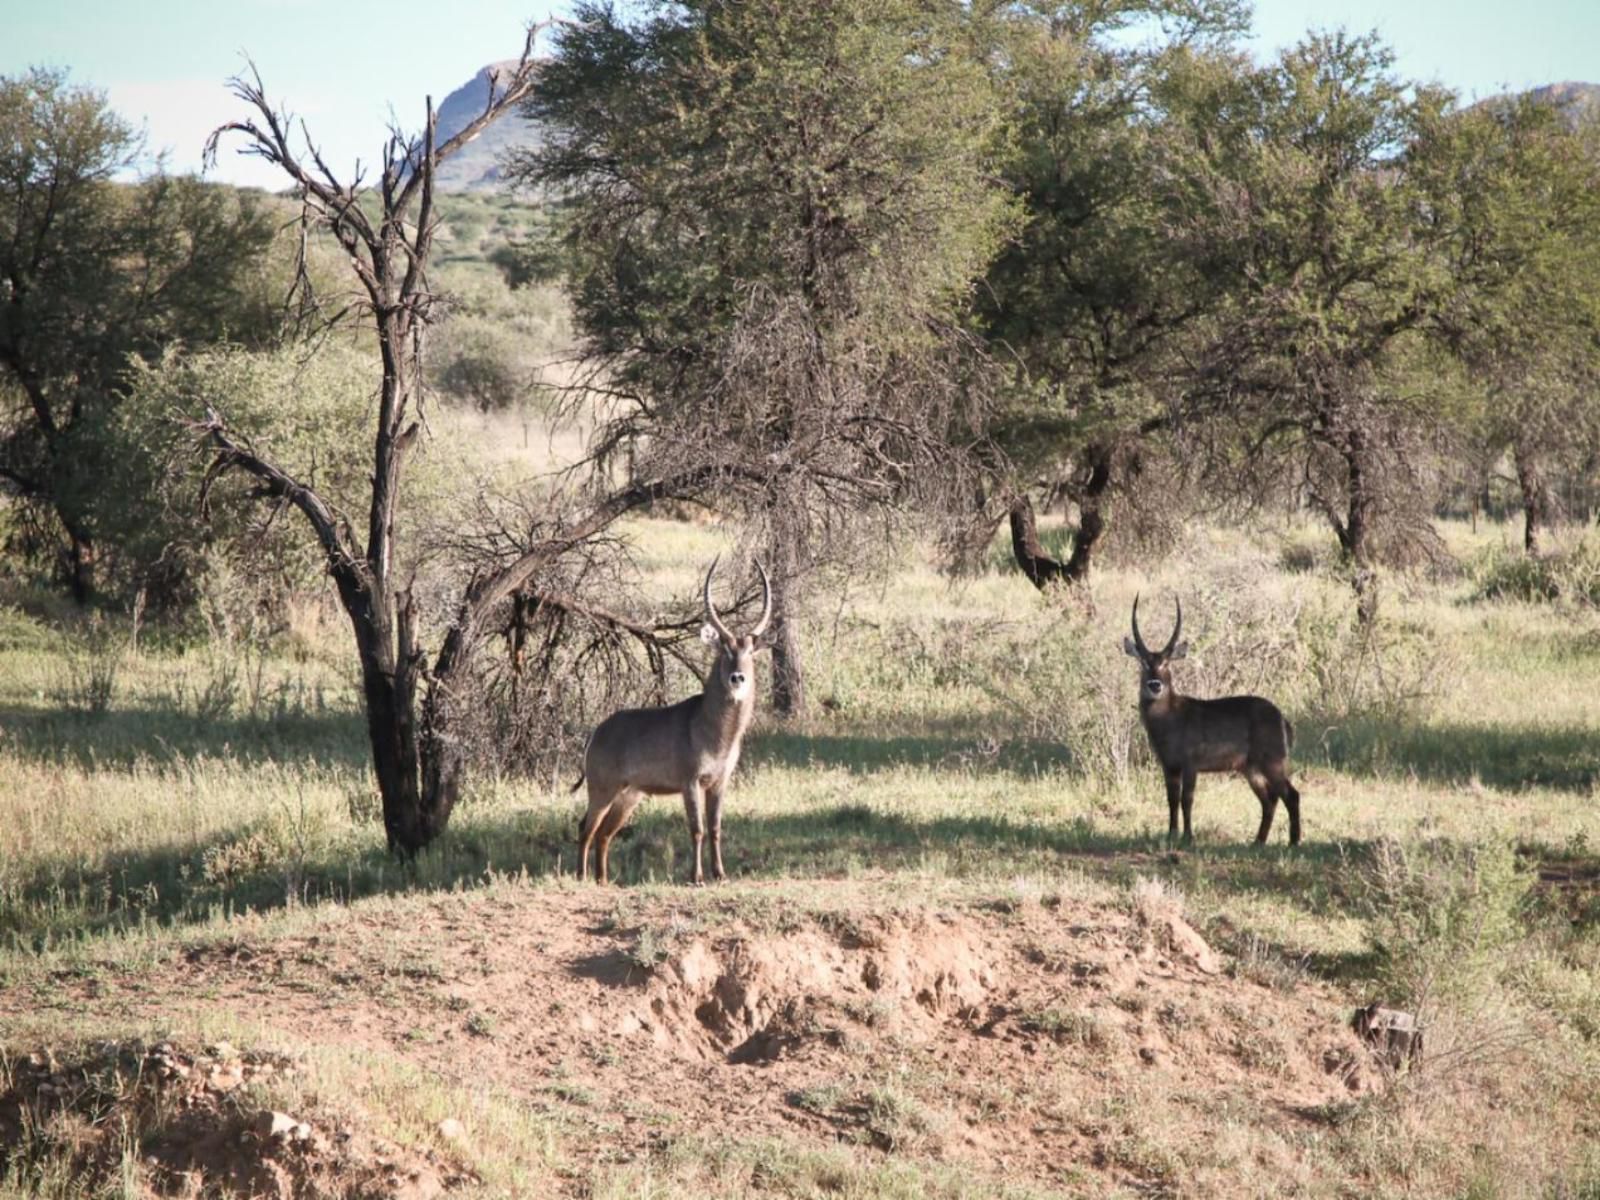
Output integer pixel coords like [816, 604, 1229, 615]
[574, 557, 772, 885]
[1123, 595, 1302, 846]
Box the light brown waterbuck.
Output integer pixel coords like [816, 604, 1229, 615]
[1123, 596, 1302, 846]
[574, 557, 772, 884]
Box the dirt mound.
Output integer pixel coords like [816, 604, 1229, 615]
[634, 912, 996, 1062]
[0, 1042, 468, 1199]
[4, 884, 1391, 1195]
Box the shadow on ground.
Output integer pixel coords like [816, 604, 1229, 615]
[0, 703, 367, 772]
[1305, 717, 1597, 792]
[747, 727, 1075, 776]
[13, 786, 1592, 987]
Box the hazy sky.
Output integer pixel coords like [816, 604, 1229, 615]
[5, 0, 1598, 190]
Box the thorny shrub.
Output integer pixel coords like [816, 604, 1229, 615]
[1469, 538, 1600, 607]
[54, 615, 127, 717]
[940, 564, 1454, 786]
[1358, 837, 1532, 1013]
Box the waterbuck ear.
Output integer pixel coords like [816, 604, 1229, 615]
[1169, 640, 1189, 661]
[700, 623, 721, 646]
[750, 634, 773, 654]
[1122, 636, 1141, 658]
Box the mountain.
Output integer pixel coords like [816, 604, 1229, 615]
[1526, 81, 1600, 127]
[430, 61, 541, 193]
[1473, 81, 1600, 129]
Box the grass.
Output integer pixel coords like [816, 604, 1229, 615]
[1, 512, 1599, 1197]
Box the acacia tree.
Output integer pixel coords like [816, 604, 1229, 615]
[1418, 94, 1600, 554]
[979, 0, 1253, 587]
[1190, 35, 1600, 615]
[1180, 32, 1472, 623]
[0, 68, 276, 601]
[199, 31, 723, 857]
[511, 0, 1016, 716]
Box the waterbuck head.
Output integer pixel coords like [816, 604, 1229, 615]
[1122, 594, 1188, 708]
[700, 556, 773, 703]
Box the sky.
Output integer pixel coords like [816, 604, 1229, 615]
[4, 0, 1598, 190]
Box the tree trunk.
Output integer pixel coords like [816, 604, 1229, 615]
[1514, 441, 1555, 556]
[1008, 446, 1111, 589]
[768, 543, 806, 719]
[1340, 431, 1379, 626]
[770, 603, 806, 719]
[1008, 494, 1067, 587]
[64, 525, 95, 605]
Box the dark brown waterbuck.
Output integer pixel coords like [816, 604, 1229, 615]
[1123, 596, 1302, 846]
[574, 557, 772, 885]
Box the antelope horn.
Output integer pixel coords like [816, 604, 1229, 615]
[1161, 595, 1183, 658]
[703, 556, 734, 644]
[1130, 593, 1150, 657]
[749, 558, 773, 638]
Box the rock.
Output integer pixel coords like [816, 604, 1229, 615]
[1159, 914, 1221, 975]
[254, 1110, 298, 1141]
[437, 1117, 467, 1142]
[292, 1122, 314, 1143]
[208, 1041, 238, 1061]
[1351, 1003, 1423, 1069]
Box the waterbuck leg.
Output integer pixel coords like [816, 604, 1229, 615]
[1246, 771, 1278, 845]
[594, 798, 636, 886]
[1180, 768, 1197, 845]
[1164, 768, 1182, 845]
[706, 783, 727, 882]
[1281, 779, 1302, 847]
[683, 782, 706, 886]
[577, 796, 615, 882]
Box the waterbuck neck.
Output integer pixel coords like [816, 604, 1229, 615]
[1138, 677, 1185, 722]
[697, 664, 755, 745]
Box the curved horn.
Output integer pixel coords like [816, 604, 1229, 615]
[749, 558, 773, 638]
[703, 556, 734, 644]
[1130, 593, 1149, 656]
[1161, 595, 1183, 658]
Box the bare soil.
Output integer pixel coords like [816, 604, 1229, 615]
[2, 881, 1381, 1196]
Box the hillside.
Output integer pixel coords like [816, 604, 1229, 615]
[1529, 80, 1600, 124]
[432, 60, 542, 193]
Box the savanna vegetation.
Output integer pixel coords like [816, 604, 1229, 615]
[1, 2, 1598, 1197]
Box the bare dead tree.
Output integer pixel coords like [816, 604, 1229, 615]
[566, 289, 998, 718]
[195, 30, 722, 857]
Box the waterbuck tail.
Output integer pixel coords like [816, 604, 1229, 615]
[1284, 716, 1296, 751]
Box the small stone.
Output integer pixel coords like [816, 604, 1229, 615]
[437, 1118, 466, 1142]
[254, 1110, 298, 1140]
[208, 1041, 238, 1061]
[1139, 1046, 1159, 1065]
[292, 1122, 313, 1143]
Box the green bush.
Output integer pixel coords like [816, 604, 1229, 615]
[1470, 540, 1600, 606]
[1360, 837, 1532, 1011]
